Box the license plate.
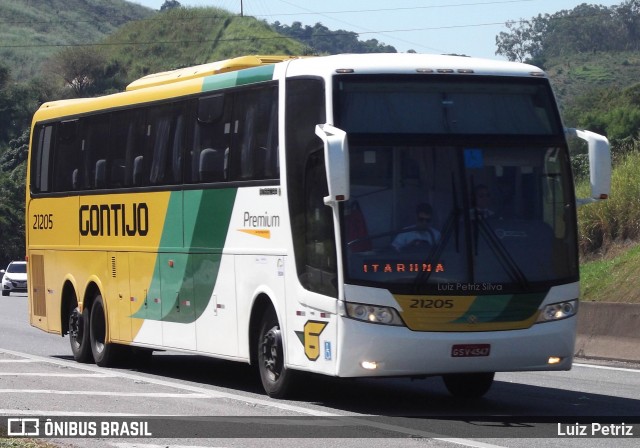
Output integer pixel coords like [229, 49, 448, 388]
[451, 344, 490, 357]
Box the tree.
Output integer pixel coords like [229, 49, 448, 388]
[0, 128, 29, 173]
[495, 17, 546, 63]
[496, 2, 640, 64]
[0, 130, 28, 263]
[160, 1, 182, 11]
[46, 47, 110, 97]
[271, 21, 397, 54]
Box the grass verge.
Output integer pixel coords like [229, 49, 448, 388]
[580, 242, 640, 303]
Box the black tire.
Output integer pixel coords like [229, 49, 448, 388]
[257, 307, 297, 398]
[69, 306, 93, 363]
[442, 372, 495, 398]
[2, 290, 9, 296]
[89, 294, 119, 367]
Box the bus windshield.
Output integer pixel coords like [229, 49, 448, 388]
[336, 76, 577, 294]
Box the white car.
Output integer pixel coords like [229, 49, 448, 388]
[1, 261, 27, 296]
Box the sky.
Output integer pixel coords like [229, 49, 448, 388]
[130, 0, 623, 60]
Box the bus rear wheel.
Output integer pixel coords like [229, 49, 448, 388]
[442, 372, 494, 398]
[69, 306, 92, 363]
[257, 308, 297, 398]
[89, 294, 119, 367]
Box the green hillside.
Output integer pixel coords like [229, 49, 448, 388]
[546, 51, 640, 114]
[103, 7, 305, 80]
[0, 0, 153, 80]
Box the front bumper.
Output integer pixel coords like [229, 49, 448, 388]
[2, 280, 27, 293]
[335, 314, 576, 377]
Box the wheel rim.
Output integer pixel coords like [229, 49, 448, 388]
[260, 326, 282, 381]
[69, 309, 83, 348]
[92, 305, 106, 354]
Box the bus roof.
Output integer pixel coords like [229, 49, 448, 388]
[283, 53, 546, 79]
[125, 55, 300, 91]
[32, 53, 547, 123]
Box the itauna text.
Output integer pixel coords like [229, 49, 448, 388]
[362, 263, 445, 273]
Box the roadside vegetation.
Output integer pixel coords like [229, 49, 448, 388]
[576, 149, 640, 302]
[0, 439, 58, 448]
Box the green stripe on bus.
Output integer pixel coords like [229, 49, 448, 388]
[201, 65, 275, 92]
[452, 293, 545, 324]
[133, 188, 238, 323]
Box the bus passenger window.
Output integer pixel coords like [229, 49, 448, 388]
[30, 125, 53, 194]
[52, 120, 80, 192]
[232, 85, 278, 181]
[83, 116, 110, 190]
[191, 94, 230, 184]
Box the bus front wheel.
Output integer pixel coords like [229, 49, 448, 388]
[69, 306, 92, 363]
[442, 372, 495, 398]
[257, 308, 297, 398]
[89, 294, 118, 367]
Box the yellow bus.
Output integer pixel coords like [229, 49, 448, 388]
[26, 53, 610, 398]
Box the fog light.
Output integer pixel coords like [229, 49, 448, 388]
[548, 356, 562, 365]
[361, 361, 378, 370]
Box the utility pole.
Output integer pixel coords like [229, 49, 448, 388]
[240, 0, 243, 17]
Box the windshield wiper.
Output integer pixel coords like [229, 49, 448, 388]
[475, 218, 529, 288]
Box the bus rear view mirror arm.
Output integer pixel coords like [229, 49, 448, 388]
[565, 128, 611, 206]
[315, 124, 350, 205]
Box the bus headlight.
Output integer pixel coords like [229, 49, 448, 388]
[345, 302, 404, 326]
[536, 300, 578, 323]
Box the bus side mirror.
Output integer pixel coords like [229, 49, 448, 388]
[566, 128, 611, 206]
[315, 124, 350, 205]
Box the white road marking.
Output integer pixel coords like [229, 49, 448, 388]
[111, 444, 225, 448]
[0, 348, 505, 448]
[0, 409, 156, 417]
[573, 362, 640, 373]
[0, 347, 338, 417]
[0, 372, 116, 377]
[0, 389, 210, 398]
[0, 359, 37, 363]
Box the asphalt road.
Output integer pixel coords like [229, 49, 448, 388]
[1, 292, 640, 448]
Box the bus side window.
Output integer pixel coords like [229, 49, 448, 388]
[110, 110, 143, 188]
[52, 119, 80, 192]
[171, 113, 185, 184]
[285, 77, 336, 297]
[83, 115, 110, 190]
[30, 125, 53, 194]
[232, 85, 278, 181]
[191, 94, 230, 184]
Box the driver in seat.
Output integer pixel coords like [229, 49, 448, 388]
[392, 203, 441, 251]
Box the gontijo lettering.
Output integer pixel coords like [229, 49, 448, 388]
[79, 203, 149, 237]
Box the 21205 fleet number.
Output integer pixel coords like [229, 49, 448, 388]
[409, 298, 454, 309]
[33, 213, 53, 230]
